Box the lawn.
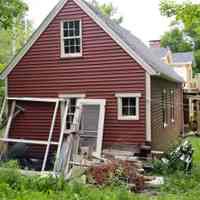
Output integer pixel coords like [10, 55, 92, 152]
[0, 137, 200, 200]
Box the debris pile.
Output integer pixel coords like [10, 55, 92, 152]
[67, 153, 163, 192]
[154, 140, 193, 173]
[164, 140, 193, 172]
[87, 160, 146, 191]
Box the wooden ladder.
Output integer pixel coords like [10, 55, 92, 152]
[53, 99, 82, 176]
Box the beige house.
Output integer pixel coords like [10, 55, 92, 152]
[150, 41, 194, 90]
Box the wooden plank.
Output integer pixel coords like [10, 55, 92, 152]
[53, 99, 70, 172]
[0, 138, 58, 145]
[4, 100, 16, 139]
[42, 100, 59, 171]
[71, 102, 82, 156]
[7, 97, 61, 103]
[0, 97, 7, 124]
[63, 134, 74, 177]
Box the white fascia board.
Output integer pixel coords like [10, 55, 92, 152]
[58, 94, 86, 98]
[145, 72, 151, 142]
[115, 93, 142, 98]
[1, 0, 156, 80]
[7, 97, 60, 103]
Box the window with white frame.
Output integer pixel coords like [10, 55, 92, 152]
[61, 20, 82, 57]
[60, 94, 85, 131]
[115, 93, 141, 120]
[66, 98, 77, 130]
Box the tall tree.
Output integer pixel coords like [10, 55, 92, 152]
[0, 0, 28, 29]
[161, 28, 193, 52]
[0, 0, 32, 97]
[159, 0, 200, 71]
[89, 0, 123, 24]
[0, 17, 33, 70]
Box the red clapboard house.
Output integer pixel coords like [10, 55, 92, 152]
[0, 0, 184, 160]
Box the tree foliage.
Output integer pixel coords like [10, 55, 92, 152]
[0, 0, 32, 96]
[161, 28, 193, 52]
[0, 0, 28, 29]
[160, 0, 200, 49]
[159, 0, 200, 71]
[89, 0, 123, 24]
[0, 17, 32, 67]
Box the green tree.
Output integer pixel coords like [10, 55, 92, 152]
[160, 0, 200, 72]
[161, 28, 193, 52]
[90, 0, 123, 24]
[0, 1, 32, 97]
[0, 17, 33, 68]
[0, 0, 28, 29]
[160, 0, 200, 49]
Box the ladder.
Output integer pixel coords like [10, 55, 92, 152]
[53, 99, 82, 175]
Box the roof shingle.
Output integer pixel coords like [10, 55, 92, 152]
[173, 52, 194, 63]
[83, 0, 183, 83]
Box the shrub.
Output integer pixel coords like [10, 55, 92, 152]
[87, 160, 145, 192]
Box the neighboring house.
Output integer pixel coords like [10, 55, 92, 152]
[150, 41, 196, 127]
[0, 0, 183, 156]
[172, 53, 194, 89]
[150, 47, 173, 65]
[150, 41, 194, 89]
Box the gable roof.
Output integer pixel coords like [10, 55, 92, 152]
[172, 52, 194, 64]
[150, 47, 169, 60]
[0, 0, 183, 83]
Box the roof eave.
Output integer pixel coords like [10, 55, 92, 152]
[153, 72, 184, 83]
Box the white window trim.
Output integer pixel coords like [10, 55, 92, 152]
[145, 73, 151, 142]
[115, 93, 141, 120]
[59, 94, 86, 99]
[60, 19, 83, 58]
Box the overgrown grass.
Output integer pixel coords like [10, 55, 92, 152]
[0, 137, 200, 199]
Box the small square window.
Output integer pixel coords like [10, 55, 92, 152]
[121, 97, 136, 116]
[116, 93, 141, 120]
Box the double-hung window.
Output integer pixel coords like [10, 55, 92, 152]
[115, 93, 141, 120]
[61, 20, 82, 57]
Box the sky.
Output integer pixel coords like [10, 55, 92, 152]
[25, 0, 200, 44]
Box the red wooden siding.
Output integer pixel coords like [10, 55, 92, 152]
[151, 77, 183, 150]
[8, 0, 146, 148]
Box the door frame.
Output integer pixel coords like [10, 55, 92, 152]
[76, 99, 106, 157]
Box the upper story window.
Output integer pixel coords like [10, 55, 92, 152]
[115, 93, 141, 120]
[61, 20, 82, 57]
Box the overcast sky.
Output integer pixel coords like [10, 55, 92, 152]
[25, 0, 200, 44]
